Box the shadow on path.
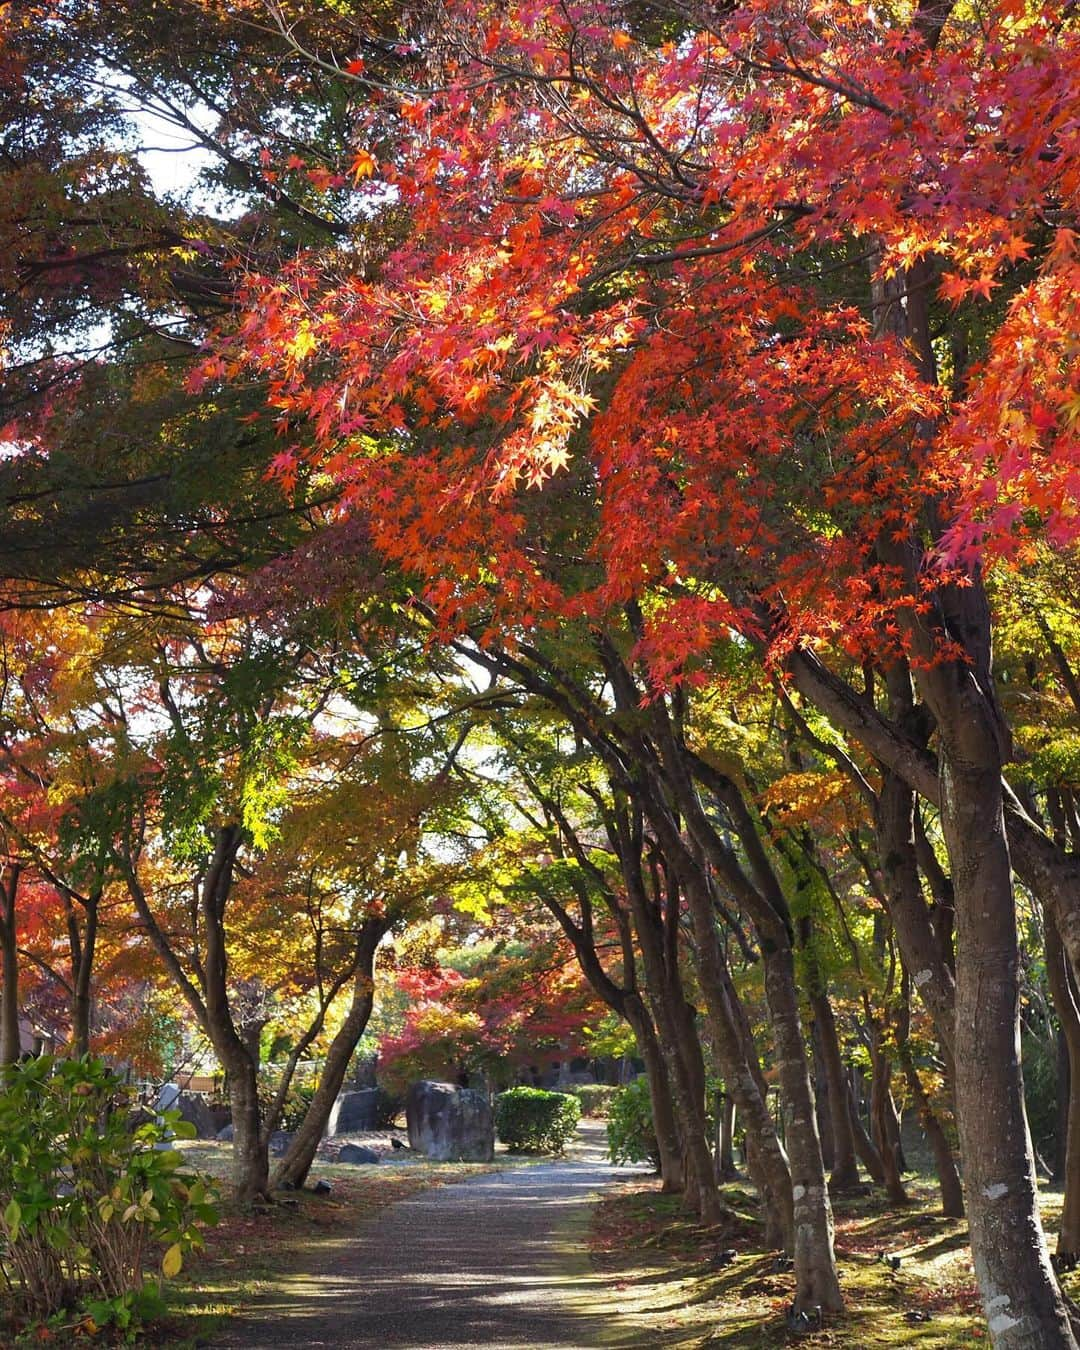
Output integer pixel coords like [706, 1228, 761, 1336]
[214, 1122, 661, 1349]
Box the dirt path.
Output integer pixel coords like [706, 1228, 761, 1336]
[213, 1123, 653, 1349]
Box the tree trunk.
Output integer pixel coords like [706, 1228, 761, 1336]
[69, 894, 98, 1058]
[717, 1091, 737, 1180]
[0, 866, 21, 1067]
[630, 901, 720, 1218]
[275, 920, 387, 1190]
[846, 1079, 887, 1185]
[927, 666, 1076, 1346]
[626, 994, 684, 1192]
[812, 992, 860, 1190]
[897, 1040, 964, 1217]
[1046, 912, 1080, 1257]
[812, 1020, 834, 1172]
[763, 944, 844, 1313]
[225, 1053, 269, 1205]
[869, 1024, 909, 1205]
[679, 875, 794, 1242]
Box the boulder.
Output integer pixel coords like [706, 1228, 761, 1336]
[175, 1091, 217, 1139]
[155, 1082, 181, 1113]
[406, 1081, 494, 1163]
[338, 1143, 380, 1164]
[327, 1088, 379, 1135]
[216, 1122, 234, 1141]
[269, 1130, 294, 1157]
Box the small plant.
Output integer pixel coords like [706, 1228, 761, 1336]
[606, 1076, 660, 1168]
[495, 1087, 581, 1154]
[564, 1083, 618, 1119]
[0, 1055, 218, 1341]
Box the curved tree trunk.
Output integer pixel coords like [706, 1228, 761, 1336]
[275, 920, 387, 1190]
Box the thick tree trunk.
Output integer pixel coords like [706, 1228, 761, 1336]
[275, 922, 386, 1190]
[0, 866, 21, 1067]
[225, 1054, 269, 1205]
[763, 945, 844, 1313]
[931, 686, 1075, 1346]
[1046, 913, 1080, 1257]
[812, 992, 860, 1190]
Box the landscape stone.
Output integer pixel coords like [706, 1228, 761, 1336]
[269, 1130, 294, 1156]
[406, 1080, 494, 1163]
[327, 1087, 379, 1135]
[338, 1143, 380, 1164]
[175, 1090, 217, 1139]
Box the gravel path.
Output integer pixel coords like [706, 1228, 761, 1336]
[215, 1123, 645, 1349]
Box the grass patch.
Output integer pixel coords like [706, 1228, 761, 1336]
[585, 1176, 1079, 1346]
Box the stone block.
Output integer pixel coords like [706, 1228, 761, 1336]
[406, 1080, 494, 1163]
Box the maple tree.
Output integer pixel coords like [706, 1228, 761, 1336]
[4, 0, 1080, 1342]
[198, 0, 1080, 1335]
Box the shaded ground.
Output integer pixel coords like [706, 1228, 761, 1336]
[208, 1122, 651, 1349]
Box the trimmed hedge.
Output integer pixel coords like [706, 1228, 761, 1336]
[495, 1088, 581, 1154]
[565, 1083, 619, 1119]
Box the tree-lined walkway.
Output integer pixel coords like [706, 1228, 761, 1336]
[217, 1124, 647, 1349]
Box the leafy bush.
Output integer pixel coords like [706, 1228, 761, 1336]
[495, 1088, 581, 1154]
[606, 1077, 660, 1168]
[0, 1056, 218, 1341]
[565, 1084, 618, 1119]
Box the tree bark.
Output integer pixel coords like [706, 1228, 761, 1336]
[846, 1078, 887, 1185]
[1046, 912, 1080, 1257]
[868, 1023, 909, 1205]
[275, 919, 387, 1190]
[895, 973, 963, 1217]
[811, 990, 860, 1191]
[913, 625, 1076, 1346]
[762, 943, 844, 1312]
[69, 891, 98, 1058]
[0, 865, 22, 1067]
[717, 1090, 737, 1180]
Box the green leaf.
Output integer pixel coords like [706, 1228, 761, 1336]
[4, 1197, 21, 1240]
[161, 1242, 183, 1278]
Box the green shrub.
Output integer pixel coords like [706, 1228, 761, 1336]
[495, 1088, 581, 1154]
[0, 1056, 218, 1341]
[606, 1076, 659, 1168]
[565, 1084, 618, 1119]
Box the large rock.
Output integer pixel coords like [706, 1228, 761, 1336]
[269, 1130, 294, 1157]
[338, 1143, 380, 1164]
[328, 1088, 379, 1135]
[406, 1081, 494, 1162]
[175, 1091, 217, 1139]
